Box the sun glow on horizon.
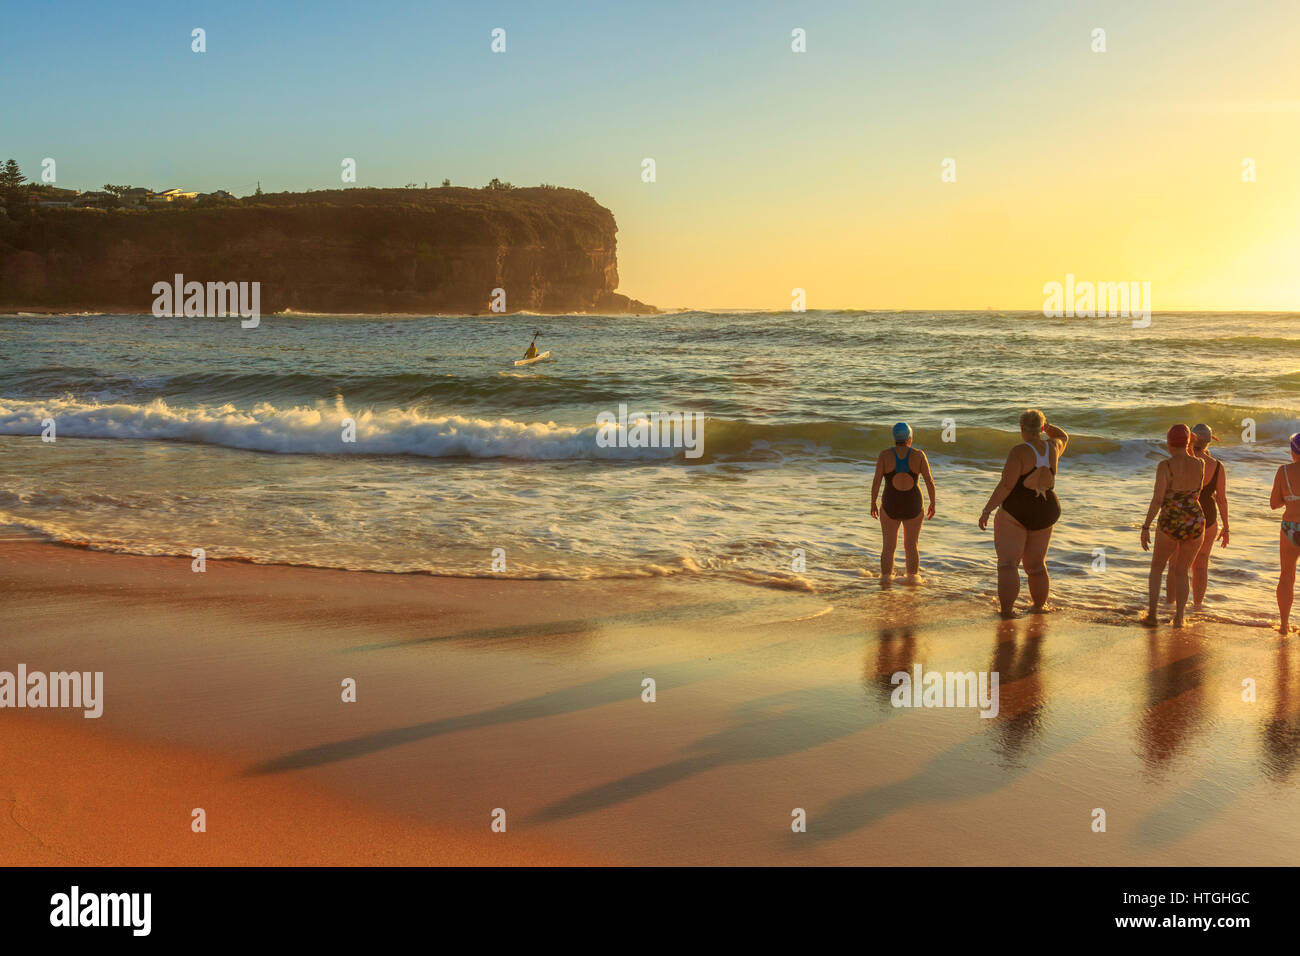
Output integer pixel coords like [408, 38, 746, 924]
[3, 0, 1298, 312]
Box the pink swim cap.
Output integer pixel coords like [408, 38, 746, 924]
[1167, 424, 1190, 447]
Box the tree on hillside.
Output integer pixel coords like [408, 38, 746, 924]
[1, 159, 26, 208]
[103, 184, 133, 198]
[441, 179, 451, 187]
[486, 178, 514, 191]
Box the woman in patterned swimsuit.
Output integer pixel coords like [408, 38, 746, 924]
[1164, 423, 1229, 612]
[1269, 432, 1300, 633]
[1141, 424, 1205, 628]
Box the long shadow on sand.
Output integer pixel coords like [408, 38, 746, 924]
[530, 618, 1060, 825]
[529, 682, 881, 822]
[342, 595, 773, 653]
[247, 625, 869, 776]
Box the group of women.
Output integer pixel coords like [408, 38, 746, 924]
[869, 410, 1300, 631]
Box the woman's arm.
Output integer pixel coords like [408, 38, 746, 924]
[918, 450, 937, 519]
[979, 450, 1021, 529]
[1044, 421, 1069, 454]
[1140, 461, 1168, 551]
[1270, 465, 1285, 511]
[1215, 462, 1229, 545]
[870, 453, 885, 518]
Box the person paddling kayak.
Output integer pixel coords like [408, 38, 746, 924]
[523, 332, 540, 360]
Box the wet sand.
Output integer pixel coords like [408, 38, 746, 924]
[2, 538, 1298, 865]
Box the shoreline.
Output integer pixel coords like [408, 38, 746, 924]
[0, 511, 1287, 631]
[3, 538, 1299, 865]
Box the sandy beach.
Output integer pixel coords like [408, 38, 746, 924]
[3, 537, 1297, 866]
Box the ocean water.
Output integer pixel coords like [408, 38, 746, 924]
[1, 310, 1297, 626]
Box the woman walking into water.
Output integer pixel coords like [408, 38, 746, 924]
[1141, 424, 1205, 628]
[978, 409, 1068, 617]
[1269, 432, 1300, 634]
[870, 422, 936, 582]
[1166, 423, 1229, 611]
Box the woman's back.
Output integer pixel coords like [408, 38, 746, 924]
[1280, 461, 1300, 521]
[1164, 455, 1203, 493]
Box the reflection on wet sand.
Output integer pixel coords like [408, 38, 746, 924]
[1262, 640, 1300, 779]
[867, 626, 917, 707]
[986, 616, 1047, 762]
[1138, 630, 1208, 773]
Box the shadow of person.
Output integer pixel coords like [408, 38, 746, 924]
[529, 680, 888, 823]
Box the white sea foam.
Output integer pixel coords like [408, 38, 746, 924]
[0, 397, 681, 461]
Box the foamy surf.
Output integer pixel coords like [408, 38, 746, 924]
[0, 396, 682, 461]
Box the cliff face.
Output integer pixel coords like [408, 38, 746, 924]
[0, 186, 655, 314]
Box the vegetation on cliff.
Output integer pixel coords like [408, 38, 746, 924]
[0, 173, 654, 314]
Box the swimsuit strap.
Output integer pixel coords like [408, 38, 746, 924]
[895, 448, 911, 471]
[1024, 440, 1051, 468]
[1285, 465, 1300, 501]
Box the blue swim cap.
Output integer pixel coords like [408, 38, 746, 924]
[892, 422, 912, 441]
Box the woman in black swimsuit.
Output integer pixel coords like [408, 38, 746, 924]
[1165, 423, 1229, 611]
[870, 422, 936, 581]
[978, 409, 1069, 617]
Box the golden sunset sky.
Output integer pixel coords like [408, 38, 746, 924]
[5, 0, 1298, 310]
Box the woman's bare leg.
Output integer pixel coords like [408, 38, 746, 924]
[993, 509, 1027, 617]
[902, 514, 923, 577]
[1191, 520, 1215, 609]
[879, 512, 900, 580]
[1146, 531, 1176, 624]
[1021, 526, 1054, 609]
[1279, 532, 1300, 633]
[1170, 535, 1199, 628]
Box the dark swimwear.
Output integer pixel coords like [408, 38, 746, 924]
[1199, 459, 1221, 525]
[881, 448, 923, 521]
[1000, 441, 1060, 531]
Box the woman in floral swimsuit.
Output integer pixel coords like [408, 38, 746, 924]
[1141, 424, 1205, 628]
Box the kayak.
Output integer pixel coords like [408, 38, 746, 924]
[513, 350, 550, 366]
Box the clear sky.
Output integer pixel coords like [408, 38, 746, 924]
[3, 0, 1298, 310]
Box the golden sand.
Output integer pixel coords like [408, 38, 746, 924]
[2, 540, 1298, 865]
